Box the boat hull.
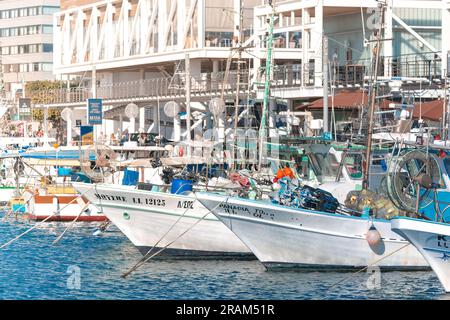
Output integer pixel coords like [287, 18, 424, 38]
[197, 193, 428, 270]
[391, 218, 450, 292]
[26, 194, 107, 222]
[72, 183, 253, 258]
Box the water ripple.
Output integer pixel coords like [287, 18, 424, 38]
[0, 219, 446, 299]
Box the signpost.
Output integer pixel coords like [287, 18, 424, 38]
[87, 98, 103, 143]
[87, 98, 103, 125]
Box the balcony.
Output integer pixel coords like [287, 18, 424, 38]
[31, 71, 251, 107]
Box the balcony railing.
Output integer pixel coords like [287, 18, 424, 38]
[256, 51, 442, 89]
[30, 71, 251, 105]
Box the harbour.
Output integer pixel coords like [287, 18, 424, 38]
[0, 0, 450, 303]
[0, 220, 446, 300]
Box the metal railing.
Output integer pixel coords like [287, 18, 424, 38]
[256, 51, 442, 89]
[32, 70, 251, 105]
[30, 51, 443, 106]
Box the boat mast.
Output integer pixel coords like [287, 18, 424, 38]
[363, 0, 386, 189]
[232, 0, 244, 170]
[258, 0, 275, 171]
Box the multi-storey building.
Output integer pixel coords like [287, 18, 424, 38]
[0, 0, 60, 100]
[45, 0, 448, 145]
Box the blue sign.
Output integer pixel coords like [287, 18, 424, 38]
[81, 125, 94, 145]
[87, 98, 103, 125]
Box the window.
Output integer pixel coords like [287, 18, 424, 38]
[42, 25, 53, 34]
[28, 7, 38, 16]
[19, 64, 28, 72]
[43, 43, 53, 52]
[30, 44, 39, 53]
[42, 63, 53, 72]
[43, 6, 60, 15]
[28, 26, 39, 35]
[19, 45, 29, 54]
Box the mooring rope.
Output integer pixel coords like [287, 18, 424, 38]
[52, 201, 91, 245]
[137, 182, 205, 259]
[325, 242, 411, 291]
[0, 186, 96, 250]
[121, 193, 229, 278]
[1, 195, 33, 222]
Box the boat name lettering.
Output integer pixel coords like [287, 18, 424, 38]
[220, 204, 250, 215]
[177, 201, 194, 209]
[438, 235, 449, 248]
[132, 197, 166, 206]
[94, 193, 126, 202]
[252, 208, 274, 220]
[219, 204, 273, 219]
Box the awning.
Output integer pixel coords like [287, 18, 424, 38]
[412, 100, 445, 122]
[296, 90, 392, 110]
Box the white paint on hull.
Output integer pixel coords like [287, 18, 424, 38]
[72, 183, 251, 255]
[197, 193, 428, 269]
[391, 218, 450, 292]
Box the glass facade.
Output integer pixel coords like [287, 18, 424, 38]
[0, 6, 59, 19]
[3, 62, 53, 73]
[0, 25, 53, 37]
[1, 43, 53, 55]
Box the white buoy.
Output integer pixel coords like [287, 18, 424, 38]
[366, 224, 382, 246]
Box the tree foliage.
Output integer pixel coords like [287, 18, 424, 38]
[25, 81, 68, 121]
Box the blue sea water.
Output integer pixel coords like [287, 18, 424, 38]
[0, 217, 449, 300]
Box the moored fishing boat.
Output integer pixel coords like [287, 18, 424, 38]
[196, 192, 428, 270]
[391, 217, 450, 292]
[72, 182, 254, 258]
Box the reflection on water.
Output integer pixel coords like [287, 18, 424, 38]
[0, 218, 446, 300]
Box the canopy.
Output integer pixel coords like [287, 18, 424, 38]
[412, 100, 445, 122]
[297, 90, 392, 110]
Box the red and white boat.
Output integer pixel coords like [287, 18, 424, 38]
[22, 186, 106, 222]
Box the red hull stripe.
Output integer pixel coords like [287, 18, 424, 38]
[28, 215, 108, 222]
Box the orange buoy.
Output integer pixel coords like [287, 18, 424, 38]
[283, 167, 294, 179]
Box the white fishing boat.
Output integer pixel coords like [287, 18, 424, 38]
[196, 192, 428, 269]
[72, 182, 254, 258]
[391, 218, 450, 292]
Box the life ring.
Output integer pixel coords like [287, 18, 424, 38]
[178, 146, 184, 157]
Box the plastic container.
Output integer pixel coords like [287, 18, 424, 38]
[57, 167, 72, 176]
[122, 169, 139, 186]
[171, 179, 193, 194]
